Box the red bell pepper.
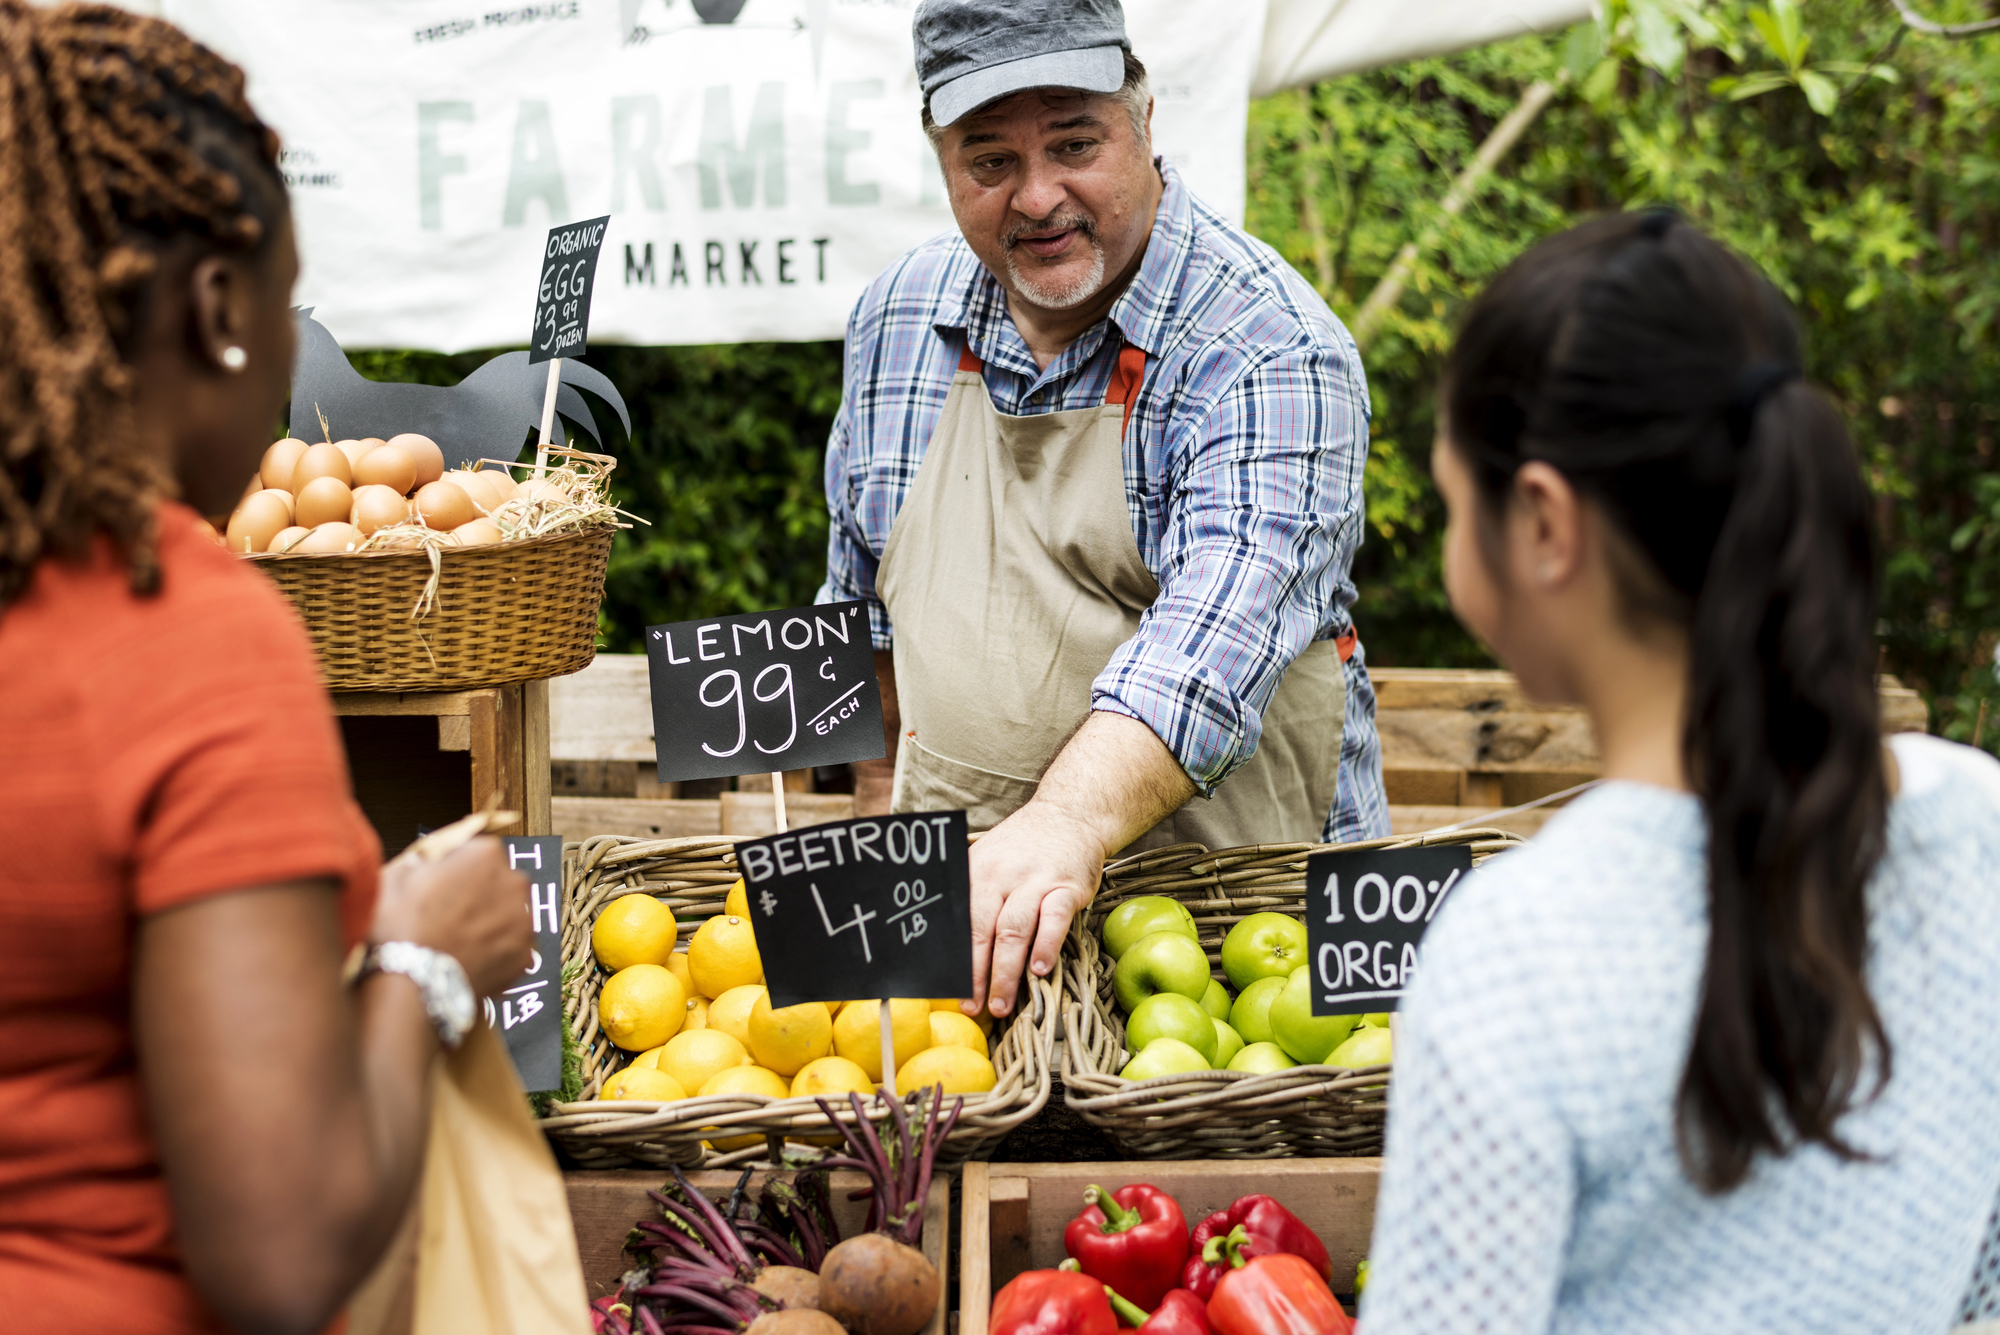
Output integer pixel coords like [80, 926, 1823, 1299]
[1207, 1250, 1354, 1335]
[1179, 1194, 1332, 1300]
[990, 1268, 1118, 1335]
[1101, 1284, 1214, 1334]
[1062, 1183, 1189, 1311]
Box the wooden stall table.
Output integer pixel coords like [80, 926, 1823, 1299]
[336, 679, 552, 852]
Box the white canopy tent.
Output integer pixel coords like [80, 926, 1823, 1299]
[103, 0, 1587, 349]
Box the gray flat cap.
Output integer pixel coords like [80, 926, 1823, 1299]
[914, 0, 1129, 129]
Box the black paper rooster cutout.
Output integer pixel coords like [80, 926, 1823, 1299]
[287, 308, 632, 470]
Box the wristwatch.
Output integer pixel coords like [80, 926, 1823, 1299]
[358, 941, 477, 1051]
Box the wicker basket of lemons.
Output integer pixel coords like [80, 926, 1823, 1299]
[536, 834, 1057, 1169]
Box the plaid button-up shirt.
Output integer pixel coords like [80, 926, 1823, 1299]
[818, 160, 1388, 843]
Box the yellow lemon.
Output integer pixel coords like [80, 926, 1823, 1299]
[592, 895, 679, 973]
[748, 996, 833, 1076]
[894, 1045, 997, 1099]
[708, 984, 767, 1048]
[689, 914, 764, 997]
[657, 1028, 750, 1094]
[828, 1000, 848, 1017]
[790, 1055, 875, 1100]
[598, 964, 686, 1052]
[684, 995, 710, 1031]
[930, 999, 993, 1033]
[600, 1066, 688, 1102]
[698, 1064, 793, 1150]
[928, 1010, 990, 1058]
[725, 878, 750, 919]
[633, 1045, 666, 1070]
[665, 951, 696, 996]
[832, 998, 932, 1083]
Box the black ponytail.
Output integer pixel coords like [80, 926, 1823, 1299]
[1442, 212, 1890, 1193]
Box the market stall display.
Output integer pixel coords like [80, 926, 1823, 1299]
[1061, 829, 1520, 1159]
[538, 835, 1057, 1168]
[584, 1090, 960, 1335]
[960, 1161, 1377, 1335]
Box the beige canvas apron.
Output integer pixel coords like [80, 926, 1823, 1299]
[876, 339, 1349, 850]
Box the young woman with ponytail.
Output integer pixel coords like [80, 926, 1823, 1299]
[1360, 212, 2000, 1332]
[0, 7, 532, 1332]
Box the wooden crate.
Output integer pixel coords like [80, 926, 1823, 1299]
[565, 1167, 950, 1335]
[958, 1160, 1379, 1335]
[335, 680, 550, 852]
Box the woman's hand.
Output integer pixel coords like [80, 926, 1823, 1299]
[371, 836, 533, 998]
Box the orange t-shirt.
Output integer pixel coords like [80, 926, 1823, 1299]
[0, 504, 380, 1332]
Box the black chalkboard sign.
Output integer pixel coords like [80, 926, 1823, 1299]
[530, 215, 611, 364]
[644, 602, 886, 784]
[737, 811, 973, 1008]
[1306, 844, 1471, 1014]
[490, 835, 564, 1091]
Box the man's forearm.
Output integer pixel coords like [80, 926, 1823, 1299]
[1029, 709, 1196, 857]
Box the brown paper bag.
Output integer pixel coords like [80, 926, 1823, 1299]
[349, 1021, 591, 1335]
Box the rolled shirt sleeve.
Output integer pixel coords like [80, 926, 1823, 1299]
[1090, 338, 1369, 793]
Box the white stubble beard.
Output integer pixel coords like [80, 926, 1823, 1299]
[1004, 236, 1108, 311]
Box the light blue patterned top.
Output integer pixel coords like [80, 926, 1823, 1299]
[1363, 733, 2000, 1333]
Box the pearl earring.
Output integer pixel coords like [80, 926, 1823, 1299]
[220, 346, 248, 372]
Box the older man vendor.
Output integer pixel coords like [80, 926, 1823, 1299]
[819, 0, 1386, 1019]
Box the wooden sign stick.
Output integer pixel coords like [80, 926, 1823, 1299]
[771, 771, 789, 834]
[879, 998, 896, 1096]
[534, 357, 561, 472]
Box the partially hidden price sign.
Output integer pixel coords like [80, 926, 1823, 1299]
[530, 214, 610, 364]
[1306, 844, 1472, 1015]
[493, 836, 564, 1092]
[644, 601, 885, 784]
[737, 811, 973, 1009]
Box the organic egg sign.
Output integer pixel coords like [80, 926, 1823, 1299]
[643, 601, 886, 784]
[1305, 844, 1473, 1014]
[736, 810, 974, 1008]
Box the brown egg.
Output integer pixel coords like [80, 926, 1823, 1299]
[351, 484, 411, 535]
[360, 437, 388, 452]
[268, 525, 310, 554]
[289, 441, 352, 492]
[224, 491, 291, 554]
[239, 473, 263, 504]
[332, 438, 373, 468]
[413, 480, 476, 530]
[295, 475, 354, 528]
[386, 433, 445, 488]
[442, 469, 504, 513]
[294, 521, 365, 554]
[480, 468, 521, 504]
[254, 487, 296, 522]
[451, 517, 504, 547]
[260, 438, 309, 491]
[517, 477, 563, 505]
[352, 444, 417, 495]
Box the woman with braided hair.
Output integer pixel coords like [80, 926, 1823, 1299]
[1360, 214, 2000, 1331]
[0, 7, 533, 1333]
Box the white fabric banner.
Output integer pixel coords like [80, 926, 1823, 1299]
[152, 0, 1586, 351]
[158, 0, 1263, 350]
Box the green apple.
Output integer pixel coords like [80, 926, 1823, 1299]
[1269, 967, 1362, 1064]
[1112, 930, 1214, 1012]
[1103, 896, 1198, 960]
[1228, 975, 1288, 1045]
[1219, 912, 1309, 990]
[1127, 992, 1219, 1066]
[1361, 1013, 1391, 1028]
[1119, 1038, 1212, 1081]
[1226, 1041, 1299, 1074]
[1211, 1018, 1245, 1068]
[1200, 978, 1233, 1020]
[1326, 1025, 1393, 1070]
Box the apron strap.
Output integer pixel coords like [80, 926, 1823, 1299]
[1334, 627, 1358, 662]
[955, 336, 1149, 432]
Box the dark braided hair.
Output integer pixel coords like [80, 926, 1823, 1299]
[0, 0, 283, 609]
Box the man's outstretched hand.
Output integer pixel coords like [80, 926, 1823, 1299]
[964, 711, 1195, 1019]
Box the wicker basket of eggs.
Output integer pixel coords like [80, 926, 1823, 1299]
[222, 435, 623, 691]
